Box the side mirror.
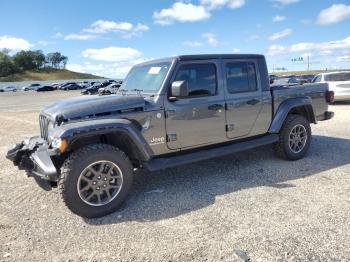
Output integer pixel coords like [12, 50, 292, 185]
[169, 80, 189, 101]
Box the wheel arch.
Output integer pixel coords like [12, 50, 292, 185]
[269, 97, 316, 134]
[53, 119, 154, 167]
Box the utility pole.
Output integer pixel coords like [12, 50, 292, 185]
[307, 56, 310, 71]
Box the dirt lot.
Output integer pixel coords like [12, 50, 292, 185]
[0, 91, 349, 261]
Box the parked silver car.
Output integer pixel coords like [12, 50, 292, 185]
[0, 86, 17, 92]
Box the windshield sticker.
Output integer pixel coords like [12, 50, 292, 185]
[148, 67, 162, 74]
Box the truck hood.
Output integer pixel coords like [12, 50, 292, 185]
[42, 94, 146, 121]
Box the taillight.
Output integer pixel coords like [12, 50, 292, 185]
[326, 91, 334, 103]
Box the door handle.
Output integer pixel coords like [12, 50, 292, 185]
[208, 104, 224, 110]
[246, 99, 260, 106]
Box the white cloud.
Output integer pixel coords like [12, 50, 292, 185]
[267, 36, 350, 55]
[268, 28, 292, 41]
[69, 46, 147, 78]
[67, 58, 147, 79]
[153, 2, 210, 25]
[232, 48, 241, 53]
[183, 41, 203, 47]
[267, 45, 286, 55]
[202, 33, 219, 47]
[37, 40, 55, 46]
[316, 4, 350, 25]
[123, 23, 150, 38]
[52, 32, 63, 39]
[0, 35, 33, 50]
[83, 20, 133, 33]
[320, 50, 333, 56]
[200, 0, 245, 10]
[273, 15, 286, 22]
[82, 46, 142, 62]
[271, 0, 300, 6]
[64, 20, 149, 40]
[64, 34, 96, 40]
[336, 55, 350, 63]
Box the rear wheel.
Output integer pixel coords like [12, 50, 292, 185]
[274, 114, 311, 161]
[59, 144, 134, 218]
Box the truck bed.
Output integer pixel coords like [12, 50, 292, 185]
[272, 83, 329, 121]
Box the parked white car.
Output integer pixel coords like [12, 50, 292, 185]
[0, 86, 17, 92]
[313, 71, 350, 101]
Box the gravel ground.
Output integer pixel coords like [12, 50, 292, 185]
[0, 91, 349, 261]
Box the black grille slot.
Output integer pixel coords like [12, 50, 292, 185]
[39, 115, 50, 141]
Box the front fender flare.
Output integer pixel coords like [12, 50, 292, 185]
[269, 97, 315, 134]
[51, 118, 153, 161]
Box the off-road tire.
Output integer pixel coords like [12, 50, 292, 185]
[273, 114, 311, 161]
[58, 144, 133, 218]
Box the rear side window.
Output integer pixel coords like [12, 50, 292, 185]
[325, 73, 350, 82]
[226, 62, 258, 94]
[174, 63, 217, 97]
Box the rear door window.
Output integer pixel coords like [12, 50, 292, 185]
[225, 62, 258, 94]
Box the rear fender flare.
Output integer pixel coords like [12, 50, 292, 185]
[269, 97, 316, 134]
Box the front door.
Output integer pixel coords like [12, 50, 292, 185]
[165, 61, 226, 150]
[223, 60, 263, 138]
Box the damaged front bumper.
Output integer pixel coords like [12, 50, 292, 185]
[6, 136, 58, 183]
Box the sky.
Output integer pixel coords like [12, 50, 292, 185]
[0, 0, 350, 78]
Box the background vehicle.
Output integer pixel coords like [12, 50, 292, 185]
[297, 74, 315, 83]
[36, 85, 55, 92]
[0, 86, 17, 92]
[78, 81, 90, 88]
[271, 76, 300, 87]
[62, 83, 82, 90]
[59, 82, 78, 90]
[81, 83, 102, 95]
[98, 82, 122, 95]
[22, 83, 41, 91]
[313, 71, 350, 101]
[7, 54, 334, 218]
[50, 83, 61, 89]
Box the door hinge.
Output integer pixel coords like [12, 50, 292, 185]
[167, 134, 177, 142]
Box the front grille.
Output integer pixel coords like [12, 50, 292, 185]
[39, 114, 50, 141]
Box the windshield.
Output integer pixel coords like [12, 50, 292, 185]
[325, 72, 350, 82]
[120, 61, 171, 93]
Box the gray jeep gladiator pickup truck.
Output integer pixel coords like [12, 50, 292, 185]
[6, 54, 334, 218]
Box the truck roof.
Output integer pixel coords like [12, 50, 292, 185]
[138, 54, 265, 66]
[177, 54, 265, 61]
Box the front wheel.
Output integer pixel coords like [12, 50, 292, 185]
[59, 144, 134, 218]
[273, 114, 311, 161]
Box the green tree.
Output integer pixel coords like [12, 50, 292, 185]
[46, 52, 64, 69]
[32, 50, 45, 68]
[0, 50, 18, 77]
[60, 55, 68, 69]
[13, 50, 45, 70]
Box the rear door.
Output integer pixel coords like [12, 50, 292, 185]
[164, 60, 227, 150]
[223, 60, 263, 139]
